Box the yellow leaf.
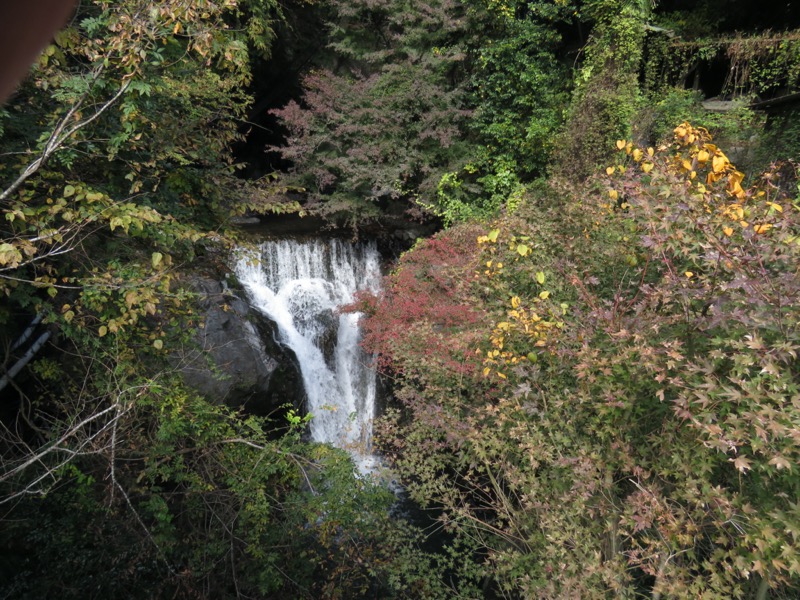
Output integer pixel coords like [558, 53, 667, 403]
[642, 162, 654, 173]
[482, 367, 491, 377]
[697, 150, 710, 162]
[632, 148, 643, 162]
[685, 271, 693, 278]
[153, 339, 164, 350]
[729, 181, 744, 197]
[98, 325, 108, 337]
[511, 296, 520, 308]
[536, 271, 545, 285]
[151, 252, 163, 269]
[487, 229, 500, 242]
[608, 189, 619, 200]
[606, 166, 616, 175]
[767, 202, 783, 213]
[753, 223, 772, 234]
[712, 155, 727, 173]
[647, 147, 654, 157]
[615, 140, 626, 150]
[723, 226, 733, 236]
[539, 290, 550, 299]
[0, 243, 22, 267]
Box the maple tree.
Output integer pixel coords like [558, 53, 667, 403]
[361, 124, 800, 597]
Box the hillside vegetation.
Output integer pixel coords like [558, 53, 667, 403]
[0, 0, 799, 598]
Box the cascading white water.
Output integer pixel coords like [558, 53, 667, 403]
[235, 238, 381, 470]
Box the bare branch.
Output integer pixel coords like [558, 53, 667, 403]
[0, 73, 130, 203]
[0, 331, 51, 394]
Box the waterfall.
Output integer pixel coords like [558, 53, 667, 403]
[235, 238, 381, 471]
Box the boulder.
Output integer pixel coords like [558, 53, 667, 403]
[178, 277, 301, 415]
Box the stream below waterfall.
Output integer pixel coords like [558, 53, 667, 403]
[235, 237, 383, 473]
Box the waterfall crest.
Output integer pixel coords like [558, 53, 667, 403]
[235, 238, 381, 468]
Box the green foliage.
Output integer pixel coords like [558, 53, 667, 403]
[641, 88, 761, 144]
[556, 0, 648, 178]
[271, 0, 578, 225]
[0, 366, 468, 598]
[270, 0, 476, 225]
[468, 14, 568, 179]
[752, 105, 800, 168]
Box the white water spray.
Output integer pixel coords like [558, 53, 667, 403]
[235, 238, 381, 470]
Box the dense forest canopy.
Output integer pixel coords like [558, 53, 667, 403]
[0, 0, 799, 598]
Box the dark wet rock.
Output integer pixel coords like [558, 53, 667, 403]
[178, 277, 302, 415]
[314, 309, 340, 368]
[229, 216, 261, 226]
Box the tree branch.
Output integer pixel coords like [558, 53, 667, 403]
[0, 73, 130, 203]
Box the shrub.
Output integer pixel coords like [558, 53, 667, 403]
[367, 122, 800, 597]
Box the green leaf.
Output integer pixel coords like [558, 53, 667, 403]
[153, 339, 163, 350]
[63, 185, 75, 198]
[487, 229, 500, 242]
[98, 325, 108, 337]
[516, 244, 529, 256]
[151, 252, 163, 269]
[536, 271, 545, 285]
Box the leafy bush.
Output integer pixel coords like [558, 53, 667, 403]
[365, 123, 800, 597]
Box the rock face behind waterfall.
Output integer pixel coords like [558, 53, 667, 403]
[178, 277, 301, 415]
